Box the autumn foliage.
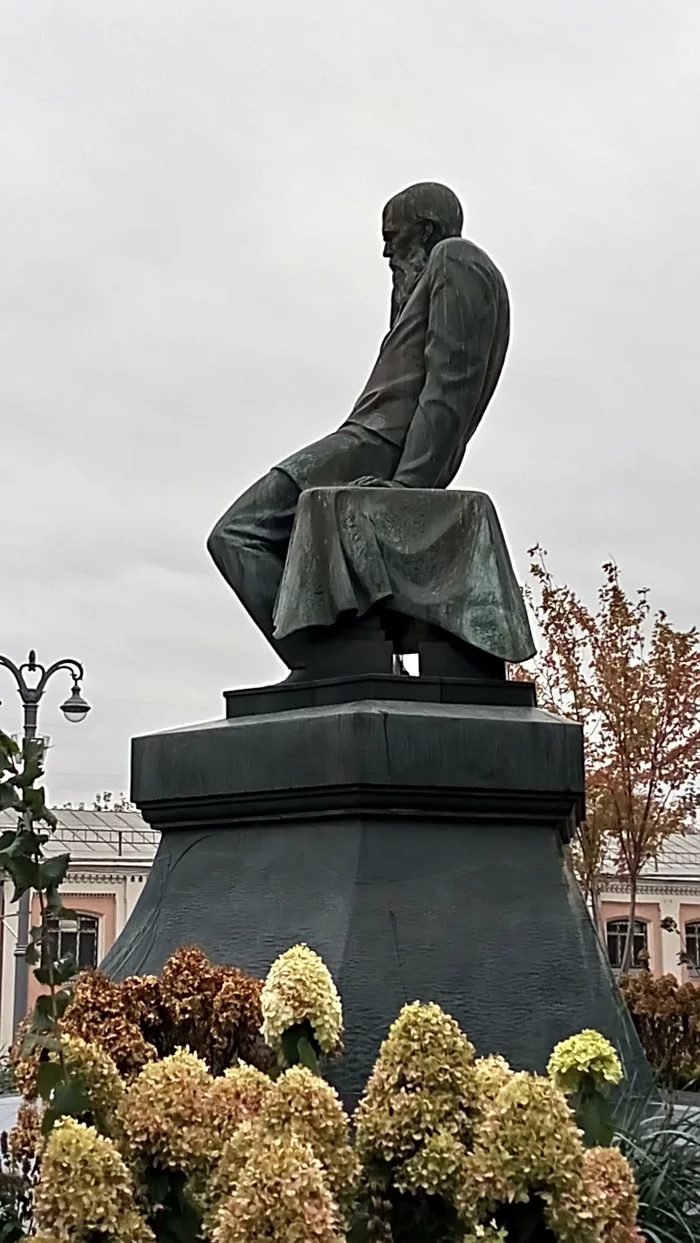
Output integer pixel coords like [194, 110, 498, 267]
[512, 548, 700, 971]
[619, 971, 700, 1090]
[10, 946, 271, 1092]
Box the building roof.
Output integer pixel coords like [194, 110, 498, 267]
[600, 832, 700, 884]
[0, 814, 693, 878]
[641, 833, 700, 881]
[0, 808, 159, 864]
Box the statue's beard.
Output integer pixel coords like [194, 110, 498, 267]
[390, 247, 428, 327]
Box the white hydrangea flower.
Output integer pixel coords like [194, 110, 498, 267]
[261, 944, 343, 1055]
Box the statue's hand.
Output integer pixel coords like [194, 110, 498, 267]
[349, 476, 405, 488]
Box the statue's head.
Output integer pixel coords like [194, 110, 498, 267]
[380, 181, 462, 325]
[382, 182, 464, 259]
[382, 182, 464, 325]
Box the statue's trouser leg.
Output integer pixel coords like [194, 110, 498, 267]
[207, 468, 300, 651]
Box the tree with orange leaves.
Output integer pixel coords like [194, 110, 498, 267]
[512, 547, 700, 973]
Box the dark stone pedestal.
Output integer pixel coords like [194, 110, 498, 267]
[276, 609, 508, 681]
[102, 676, 649, 1106]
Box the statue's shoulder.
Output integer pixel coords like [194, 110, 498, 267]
[429, 236, 502, 275]
[432, 239, 482, 264]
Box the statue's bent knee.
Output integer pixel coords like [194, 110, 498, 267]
[206, 518, 226, 564]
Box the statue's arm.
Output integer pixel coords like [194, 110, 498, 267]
[390, 247, 502, 488]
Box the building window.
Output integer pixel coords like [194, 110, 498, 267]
[45, 915, 99, 970]
[685, 921, 700, 975]
[606, 918, 648, 970]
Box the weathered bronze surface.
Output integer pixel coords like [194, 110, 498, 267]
[207, 182, 514, 672]
[274, 488, 535, 663]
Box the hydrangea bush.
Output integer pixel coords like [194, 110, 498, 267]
[261, 943, 344, 1072]
[547, 1030, 624, 1149]
[4, 942, 644, 1243]
[547, 1031, 623, 1096]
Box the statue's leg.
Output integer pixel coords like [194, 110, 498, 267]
[207, 468, 299, 648]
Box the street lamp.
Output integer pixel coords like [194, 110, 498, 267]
[0, 649, 91, 1034]
[0, 650, 90, 738]
[59, 686, 91, 725]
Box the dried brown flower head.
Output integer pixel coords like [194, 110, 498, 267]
[9, 1016, 42, 1100]
[9, 1102, 42, 1164]
[61, 971, 157, 1082]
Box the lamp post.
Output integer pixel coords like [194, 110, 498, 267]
[0, 650, 90, 1035]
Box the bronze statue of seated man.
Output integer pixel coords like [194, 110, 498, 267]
[207, 181, 511, 678]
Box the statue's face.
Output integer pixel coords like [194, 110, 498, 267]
[382, 202, 430, 326]
[382, 204, 424, 270]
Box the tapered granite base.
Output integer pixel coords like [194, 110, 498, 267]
[102, 676, 649, 1105]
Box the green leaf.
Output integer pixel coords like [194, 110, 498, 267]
[23, 786, 48, 817]
[25, 924, 44, 964]
[34, 988, 72, 1022]
[35, 993, 55, 1019]
[51, 987, 73, 1019]
[16, 754, 43, 789]
[34, 956, 77, 986]
[55, 954, 78, 984]
[0, 830, 18, 850]
[347, 1210, 375, 1243]
[166, 1201, 202, 1243]
[280, 1025, 300, 1068]
[36, 1060, 64, 1102]
[4, 855, 39, 900]
[21, 1030, 62, 1056]
[0, 729, 20, 757]
[45, 892, 79, 921]
[280, 1021, 321, 1072]
[144, 1165, 172, 1204]
[53, 906, 80, 923]
[0, 1218, 25, 1243]
[41, 1105, 58, 1136]
[0, 784, 18, 812]
[572, 1081, 614, 1148]
[38, 853, 70, 889]
[49, 1074, 92, 1121]
[297, 1034, 320, 1074]
[141, 1166, 203, 1243]
[3, 828, 41, 858]
[28, 1008, 56, 1035]
[346, 1215, 371, 1243]
[24, 941, 40, 966]
[44, 886, 62, 915]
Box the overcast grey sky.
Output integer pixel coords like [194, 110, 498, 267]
[2, 0, 699, 804]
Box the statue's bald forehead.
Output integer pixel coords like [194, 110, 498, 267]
[382, 195, 409, 228]
[382, 189, 423, 229]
